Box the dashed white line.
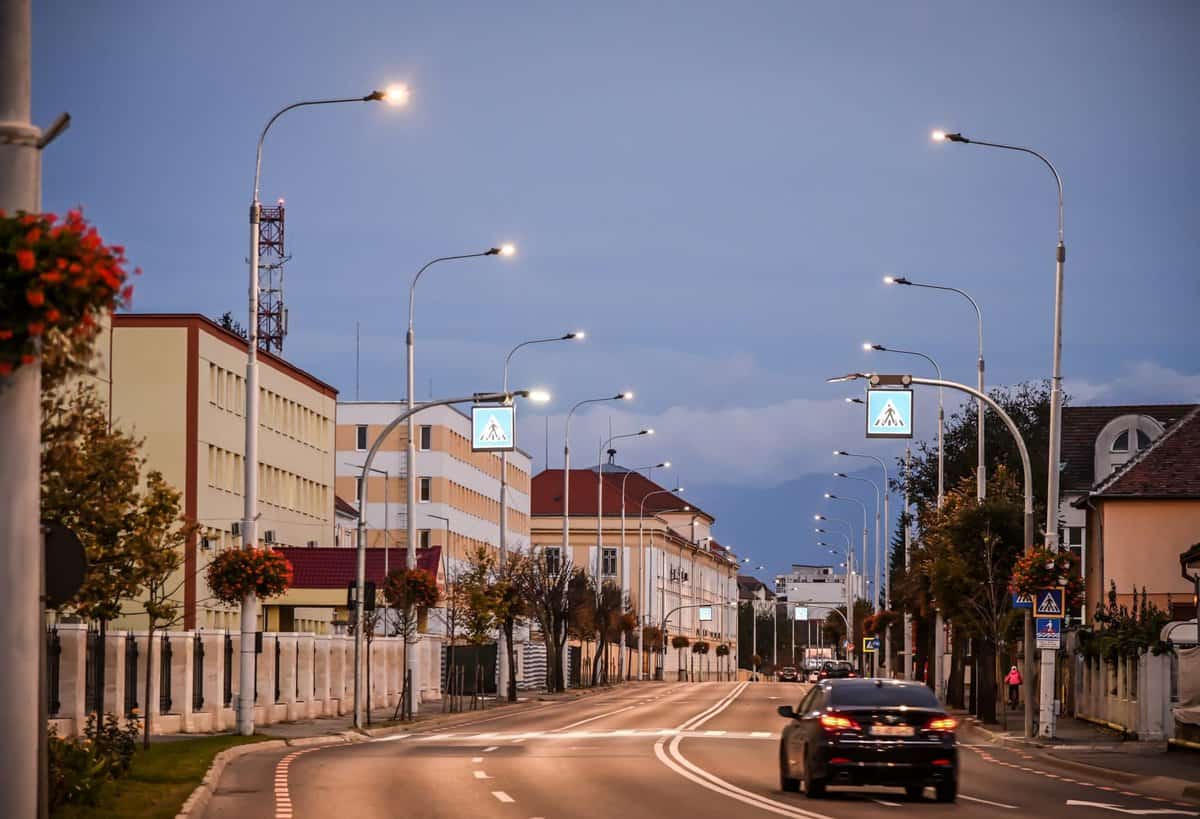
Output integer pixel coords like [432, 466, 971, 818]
[472, 756, 484, 763]
[483, 745, 499, 752]
[960, 794, 1019, 810]
[872, 798, 903, 806]
[492, 791, 515, 803]
[473, 770, 492, 779]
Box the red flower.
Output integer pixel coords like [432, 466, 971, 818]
[0, 362, 12, 376]
[44, 308, 62, 323]
[20, 354, 35, 366]
[39, 271, 63, 284]
[120, 285, 134, 302]
[0, 330, 12, 341]
[25, 228, 41, 243]
[25, 290, 45, 307]
[16, 249, 35, 271]
[27, 322, 44, 337]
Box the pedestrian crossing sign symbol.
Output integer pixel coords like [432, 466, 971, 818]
[1035, 588, 1064, 619]
[865, 388, 914, 439]
[1036, 617, 1062, 649]
[1012, 591, 1033, 609]
[471, 405, 516, 452]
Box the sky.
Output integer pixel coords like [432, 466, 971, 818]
[33, 1, 1200, 575]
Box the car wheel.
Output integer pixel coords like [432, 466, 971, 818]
[935, 780, 957, 803]
[801, 750, 826, 799]
[904, 785, 925, 801]
[780, 748, 800, 793]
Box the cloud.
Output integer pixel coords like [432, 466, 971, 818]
[1066, 362, 1200, 405]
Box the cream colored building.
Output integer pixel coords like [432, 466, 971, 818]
[530, 466, 740, 679]
[91, 314, 338, 632]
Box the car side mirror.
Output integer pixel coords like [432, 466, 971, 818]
[777, 705, 797, 720]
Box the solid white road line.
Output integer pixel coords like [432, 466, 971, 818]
[473, 770, 492, 779]
[872, 798, 903, 807]
[483, 746, 499, 752]
[960, 794, 1020, 809]
[552, 703, 637, 732]
[492, 791, 515, 803]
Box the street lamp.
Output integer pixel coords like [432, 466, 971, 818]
[621, 462, 670, 681]
[562, 392, 634, 593]
[353, 387, 549, 728]
[833, 472, 881, 611]
[238, 87, 403, 737]
[496, 331, 584, 698]
[932, 127, 1065, 551]
[824, 493, 869, 607]
[885, 276, 985, 503]
[638, 488, 685, 679]
[832, 450, 891, 637]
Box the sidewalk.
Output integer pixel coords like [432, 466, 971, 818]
[957, 708, 1200, 802]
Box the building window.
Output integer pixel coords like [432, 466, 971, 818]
[419, 529, 431, 549]
[1110, 430, 1130, 453]
[355, 425, 367, 451]
[355, 476, 363, 503]
[419, 477, 431, 502]
[602, 548, 617, 576]
[544, 547, 561, 575]
[1136, 429, 1152, 450]
[419, 425, 432, 451]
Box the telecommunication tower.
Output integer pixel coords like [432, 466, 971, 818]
[256, 198, 290, 353]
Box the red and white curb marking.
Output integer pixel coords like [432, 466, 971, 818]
[274, 747, 320, 819]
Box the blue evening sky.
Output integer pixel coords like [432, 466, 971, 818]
[33, 1, 1200, 571]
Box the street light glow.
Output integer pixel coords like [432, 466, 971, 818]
[499, 243, 516, 257]
[383, 84, 410, 105]
[621, 391, 635, 400]
[823, 492, 833, 499]
[883, 275, 895, 284]
[567, 330, 586, 340]
[527, 389, 552, 403]
[642, 428, 655, 436]
[659, 461, 671, 468]
[932, 129, 947, 142]
[862, 342, 873, 351]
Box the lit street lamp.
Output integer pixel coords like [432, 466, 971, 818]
[238, 85, 406, 736]
[639, 488, 685, 679]
[621, 462, 671, 681]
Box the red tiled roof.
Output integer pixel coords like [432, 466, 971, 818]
[531, 468, 710, 520]
[1094, 406, 1200, 498]
[277, 546, 441, 588]
[334, 495, 358, 517]
[1061, 404, 1197, 491]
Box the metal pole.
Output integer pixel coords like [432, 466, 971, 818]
[904, 447, 913, 681]
[0, 1, 42, 811]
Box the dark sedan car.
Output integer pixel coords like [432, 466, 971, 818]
[778, 666, 800, 682]
[818, 661, 856, 680]
[777, 678, 958, 802]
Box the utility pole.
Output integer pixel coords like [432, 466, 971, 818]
[0, 1, 43, 814]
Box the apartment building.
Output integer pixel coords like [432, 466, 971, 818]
[530, 465, 740, 678]
[774, 564, 860, 621]
[91, 314, 337, 631]
[333, 402, 533, 574]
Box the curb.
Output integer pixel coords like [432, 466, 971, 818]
[176, 680, 653, 817]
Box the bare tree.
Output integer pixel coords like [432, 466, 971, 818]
[515, 550, 576, 693]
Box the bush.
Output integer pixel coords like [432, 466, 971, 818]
[1077, 583, 1172, 662]
[206, 548, 293, 605]
[48, 713, 141, 810]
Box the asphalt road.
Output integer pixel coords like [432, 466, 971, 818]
[204, 681, 1200, 819]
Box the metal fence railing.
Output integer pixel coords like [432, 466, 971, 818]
[192, 633, 205, 711]
[46, 628, 61, 717]
[124, 634, 139, 717]
[223, 632, 233, 707]
[83, 626, 102, 714]
[159, 634, 173, 714]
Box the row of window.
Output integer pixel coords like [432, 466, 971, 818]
[263, 388, 329, 451]
[260, 464, 329, 518]
[355, 424, 431, 452]
[207, 445, 244, 494]
[208, 362, 245, 416]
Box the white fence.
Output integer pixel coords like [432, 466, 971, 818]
[46, 623, 443, 738]
[1074, 652, 1173, 740]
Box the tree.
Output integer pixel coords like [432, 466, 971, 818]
[456, 546, 526, 701]
[125, 472, 195, 748]
[515, 549, 575, 693]
[382, 566, 439, 717]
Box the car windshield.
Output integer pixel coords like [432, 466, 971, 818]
[829, 682, 940, 708]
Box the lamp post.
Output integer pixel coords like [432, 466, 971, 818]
[815, 516, 856, 660]
[833, 450, 890, 626]
[932, 129, 1065, 547]
[885, 276, 986, 503]
[825, 493, 871, 674]
[828, 371, 1038, 736]
[621, 462, 671, 680]
[355, 388, 549, 729]
[238, 85, 406, 737]
[639, 490, 685, 679]
[496, 331, 583, 699]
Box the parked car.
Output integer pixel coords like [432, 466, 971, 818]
[818, 661, 856, 680]
[777, 679, 958, 802]
[778, 666, 800, 682]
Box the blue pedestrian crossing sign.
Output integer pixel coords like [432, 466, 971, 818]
[1012, 592, 1033, 610]
[1035, 588, 1065, 619]
[1036, 617, 1062, 650]
[862, 636, 879, 653]
[865, 389, 914, 439]
[471, 405, 516, 452]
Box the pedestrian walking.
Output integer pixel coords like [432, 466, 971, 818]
[1005, 665, 1022, 708]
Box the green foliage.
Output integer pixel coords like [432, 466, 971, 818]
[205, 547, 292, 606]
[1078, 582, 1173, 661]
[671, 635, 690, 649]
[49, 714, 141, 810]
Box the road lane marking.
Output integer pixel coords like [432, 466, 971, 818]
[483, 746, 499, 752]
[872, 798, 902, 806]
[1066, 800, 1198, 815]
[552, 703, 636, 731]
[472, 756, 484, 762]
[492, 791, 515, 803]
[473, 770, 492, 779]
[960, 794, 1019, 809]
[273, 747, 321, 819]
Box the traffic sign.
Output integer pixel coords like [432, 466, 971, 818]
[698, 606, 713, 622]
[471, 405, 515, 452]
[1035, 588, 1065, 619]
[793, 606, 809, 621]
[865, 389, 914, 439]
[1036, 617, 1062, 650]
[862, 636, 879, 653]
[1012, 591, 1033, 610]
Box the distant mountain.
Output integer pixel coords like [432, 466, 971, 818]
[687, 467, 901, 588]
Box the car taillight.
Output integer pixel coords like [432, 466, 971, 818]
[847, 672, 857, 678]
[925, 717, 957, 732]
[819, 712, 861, 732]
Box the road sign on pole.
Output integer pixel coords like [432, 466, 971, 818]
[862, 636, 879, 653]
[471, 405, 515, 452]
[1035, 588, 1065, 619]
[865, 389, 914, 439]
[793, 606, 808, 621]
[1036, 617, 1061, 649]
[1012, 591, 1033, 610]
[698, 606, 713, 622]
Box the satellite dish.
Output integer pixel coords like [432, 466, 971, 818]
[43, 521, 87, 608]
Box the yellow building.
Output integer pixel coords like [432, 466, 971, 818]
[92, 314, 337, 631]
[530, 466, 740, 679]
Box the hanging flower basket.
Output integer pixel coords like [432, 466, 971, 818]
[382, 567, 440, 611]
[1010, 547, 1083, 609]
[206, 548, 294, 605]
[1, 209, 135, 377]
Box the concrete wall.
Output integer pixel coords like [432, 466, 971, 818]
[1075, 652, 1173, 740]
[45, 623, 424, 738]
